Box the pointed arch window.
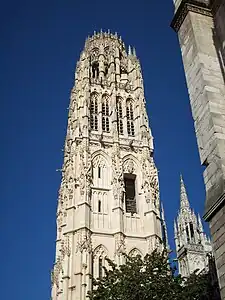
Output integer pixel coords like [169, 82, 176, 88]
[126, 99, 135, 136]
[90, 93, 98, 131]
[102, 95, 110, 132]
[117, 97, 123, 135]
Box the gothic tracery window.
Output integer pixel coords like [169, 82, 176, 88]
[90, 93, 98, 131]
[126, 99, 135, 136]
[117, 97, 123, 135]
[93, 245, 108, 279]
[102, 94, 110, 132]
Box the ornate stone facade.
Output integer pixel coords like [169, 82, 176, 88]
[51, 31, 163, 300]
[174, 176, 212, 277]
[171, 0, 225, 297]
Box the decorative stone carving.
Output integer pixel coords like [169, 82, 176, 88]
[123, 159, 135, 174]
[129, 248, 142, 257]
[93, 244, 108, 258]
[115, 233, 126, 256]
[61, 236, 71, 257]
[76, 230, 92, 253]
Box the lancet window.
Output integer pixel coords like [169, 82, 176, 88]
[117, 97, 123, 135]
[126, 99, 135, 136]
[93, 245, 108, 279]
[102, 94, 110, 132]
[90, 48, 99, 80]
[90, 93, 98, 131]
[92, 155, 109, 188]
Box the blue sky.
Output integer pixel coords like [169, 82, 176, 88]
[1, 0, 207, 299]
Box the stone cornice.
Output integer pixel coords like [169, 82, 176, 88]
[171, 0, 212, 32]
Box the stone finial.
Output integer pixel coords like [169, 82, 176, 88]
[128, 45, 132, 55]
[180, 174, 190, 210]
[161, 203, 169, 249]
[174, 219, 178, 237]
[133, 47, 136, 57]
[198, 213, 203, 233]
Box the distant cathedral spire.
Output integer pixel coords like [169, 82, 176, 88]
[180, 174, 190, 210]
[161, 203, 169, 250]
[175, 175, 212, 277]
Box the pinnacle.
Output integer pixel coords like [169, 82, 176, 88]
[174, 219, 177, 234]
[198, 213, 203, 232]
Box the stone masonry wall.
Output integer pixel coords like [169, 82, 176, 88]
[174, 5, 225, 297]
[210, 204, 225, 299]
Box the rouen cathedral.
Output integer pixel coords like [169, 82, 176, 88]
[51, 31, 213, 300]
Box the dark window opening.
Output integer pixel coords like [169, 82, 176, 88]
[119, 120, 123, 135]
[186, 225, 190, 243]
[190, 222, 194, 239]
[92, 62, 99, 79]
[120, 66, 127, 74]
[104, 63, 108, 76]
[98, 200, 101, 212]
[118, 102, 123, 118]
[98, 166, 101, 178]
[99, 258, 103, 278]
[124, 174, 136, 214]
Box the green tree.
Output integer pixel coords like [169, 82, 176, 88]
[87, 250, 220, 300]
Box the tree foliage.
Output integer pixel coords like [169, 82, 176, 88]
[87, 250, 220, 300]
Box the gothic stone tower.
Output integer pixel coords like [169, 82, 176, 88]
[51, 31, 162, 300]
[174, 176, 212, 277]
[171, 0, 225, 297]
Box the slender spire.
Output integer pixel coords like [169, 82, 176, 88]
[180, 174, 190, 210]
[174, 219, 177, 237]
[128, 45, 132, 55]
[161, 203, 169, 249]
[133, 47, 136, 57]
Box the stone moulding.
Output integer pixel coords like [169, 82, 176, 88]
[171, 0, 212, 32]
[203, 191, 225, 221]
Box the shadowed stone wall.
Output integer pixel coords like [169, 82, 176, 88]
[171, 0, 225, 298]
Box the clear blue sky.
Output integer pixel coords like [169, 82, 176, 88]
[1, 1, 207, 299]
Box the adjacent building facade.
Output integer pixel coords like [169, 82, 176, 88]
[51, 32, 163, 300]
[171, 0, 225, 297]
[174, 176, 212, 277]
